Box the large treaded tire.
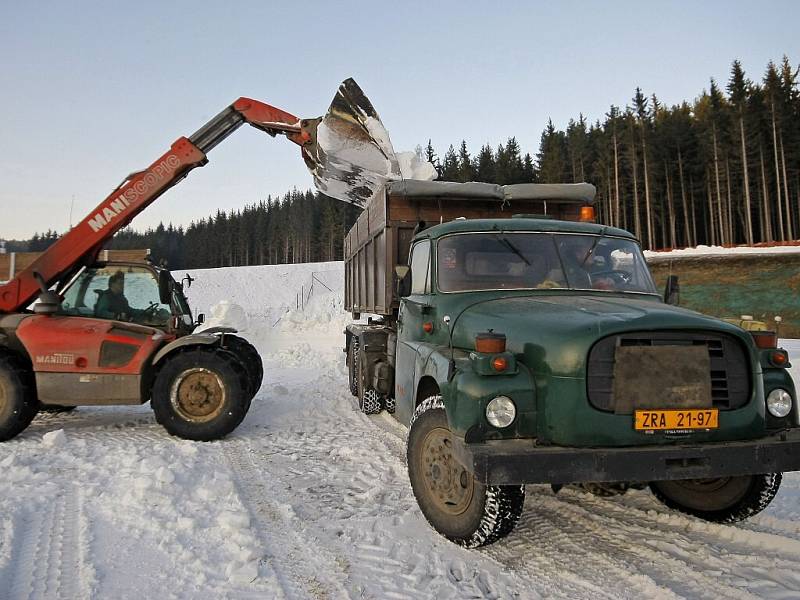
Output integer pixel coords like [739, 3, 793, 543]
[223, 335, 263, 399]
[152, 349, 249, 441]
[355, 346, 382, 414]
[0, 355, 39, 442]
[347, 338, 359, 397]
[407, 395, 525, 548]
[649, 473, 782, 523]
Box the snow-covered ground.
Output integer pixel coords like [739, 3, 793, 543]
[3, 262, 800, 599]
[645, 244, 800, 260]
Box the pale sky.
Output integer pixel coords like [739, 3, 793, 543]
[1, 0, 797, 239]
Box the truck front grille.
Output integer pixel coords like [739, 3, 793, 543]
[587, 331, 751, 413]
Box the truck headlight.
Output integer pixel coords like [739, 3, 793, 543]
[766, 389, 792, 418]
[486, 396, 516, 428]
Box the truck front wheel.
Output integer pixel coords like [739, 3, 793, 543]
[152, 349, 249, 441]
[407, 395, 525, 547]
[0, 356, 38, 442]
[649, 473, 781, 523]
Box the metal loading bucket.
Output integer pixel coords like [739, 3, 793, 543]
[301, 78, 432, 208]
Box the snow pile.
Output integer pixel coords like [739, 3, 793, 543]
[197, 300, 249, 333]
[173, 261, 343, 325]
[397, 151, 438, 180]
[646, 243, 800, 260]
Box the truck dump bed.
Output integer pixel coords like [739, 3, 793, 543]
[343, 180, 596, 317]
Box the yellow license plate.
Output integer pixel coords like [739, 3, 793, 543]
[634, 409, 719, 431]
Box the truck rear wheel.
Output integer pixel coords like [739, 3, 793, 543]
[152, 349, 249, 441]
[0, 356, 38, 442]
[347, 338, 359, 397]
[649, 473, 781, 523]
[223, 336, 263, 399]
[355, 348, 382, 414]
[407, 395, 525, 548]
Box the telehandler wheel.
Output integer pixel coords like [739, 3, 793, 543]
[355, 351, 382, 415]
[407, 395, 525, 548]
[649, 473, 782, 523]
[224, 336, 264, 398]
[347, 338, 359, 397]
[0, 356, 39, 442]
[152, 349, 249, 441]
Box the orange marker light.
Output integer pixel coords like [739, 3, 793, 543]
[579, 205, 596, 222]
[752, 331, 777, 349]
[423, 322, 433, 334]
[475, 332, 506, 353]
[492, 356, 508, 372]
[771, 351, 788, 366]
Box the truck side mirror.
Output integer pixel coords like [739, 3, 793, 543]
[158, 270, 172, 305]
[664, 275, 680, 306]
[197, 313, 205, 325]
[395, 266, 411, 297]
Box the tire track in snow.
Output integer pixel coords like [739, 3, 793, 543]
[237, 378, 532, 599]
[224, 440, 350, 600]
[552, 488, 800, 597]
[6, 486, 92, 600]
[481, 491, 679, 600]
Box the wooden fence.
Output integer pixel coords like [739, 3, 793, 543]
[0, 249, 149, 281]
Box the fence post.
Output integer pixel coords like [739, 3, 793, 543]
[9, 252, 16, 279]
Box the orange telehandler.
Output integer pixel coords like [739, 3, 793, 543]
[0, 97, 313, 441]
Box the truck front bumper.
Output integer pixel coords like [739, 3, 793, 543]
[452, 430, 800, 485]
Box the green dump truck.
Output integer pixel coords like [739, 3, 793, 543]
[343, 179, 800, 548]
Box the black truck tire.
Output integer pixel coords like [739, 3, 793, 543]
[223, 335, 264, 399]
[649, 473, 782, 523]
[0, 355, 39, 442]
[152, 349, 249, 441]
[355, 348, 382, 414]
[347, 338, 359, 397]
[407, 395, 525, 548]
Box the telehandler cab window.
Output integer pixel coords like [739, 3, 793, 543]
[59, 266, 172, 326]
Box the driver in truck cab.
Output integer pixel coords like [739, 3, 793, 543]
[94, 271, 144, 322]
[558, 236, 615, 290]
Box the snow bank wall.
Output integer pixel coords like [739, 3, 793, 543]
[173, 261, 344, 326]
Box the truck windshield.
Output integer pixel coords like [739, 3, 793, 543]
[436, 233, 657, 294]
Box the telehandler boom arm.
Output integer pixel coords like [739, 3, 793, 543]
[0, 98, 309, 314]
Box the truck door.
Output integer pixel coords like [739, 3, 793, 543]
[395, 240, 432, 424]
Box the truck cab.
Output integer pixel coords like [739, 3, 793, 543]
[344, 180, 800, 548]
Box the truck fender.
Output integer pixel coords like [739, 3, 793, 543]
[415, 345, 453, 401]
[151, 333, 224, 366]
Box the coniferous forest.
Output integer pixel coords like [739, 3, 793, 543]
[10, 57, 800, 267]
